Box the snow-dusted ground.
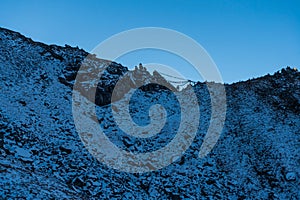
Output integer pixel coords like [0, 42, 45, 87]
[0, 27, 299, 199]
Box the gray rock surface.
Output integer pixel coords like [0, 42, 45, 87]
[0, 27, 299, 199]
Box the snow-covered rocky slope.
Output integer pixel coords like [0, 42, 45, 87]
[0, 27, 299, 199]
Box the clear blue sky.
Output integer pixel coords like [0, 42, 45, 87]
[1, 0, 299, 83]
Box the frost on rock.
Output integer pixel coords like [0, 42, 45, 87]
[0, 27, 300, 199]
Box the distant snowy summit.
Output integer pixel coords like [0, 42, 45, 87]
[0, 27, 299, 199]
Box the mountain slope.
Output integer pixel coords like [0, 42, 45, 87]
[0, 27, 299, 199]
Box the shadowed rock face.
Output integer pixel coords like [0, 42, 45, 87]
[0, 27, 299, 199]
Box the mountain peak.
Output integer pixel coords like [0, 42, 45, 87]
[1, 27, 299, 199]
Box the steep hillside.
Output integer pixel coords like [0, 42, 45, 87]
[0, 27, 299, 199]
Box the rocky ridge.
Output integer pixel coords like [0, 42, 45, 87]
[0, 27, 299, 199]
